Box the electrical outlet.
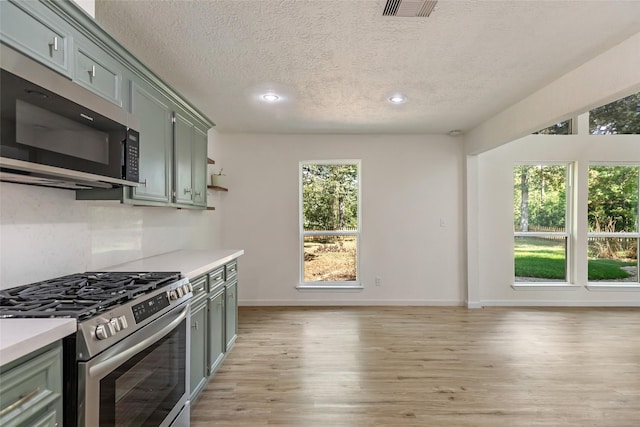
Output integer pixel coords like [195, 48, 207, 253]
[375, 277, 381, 286]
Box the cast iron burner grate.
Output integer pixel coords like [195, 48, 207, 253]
[0, 271, 181, 320]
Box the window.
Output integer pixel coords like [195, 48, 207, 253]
[532, 120, 572, 135]
[589, 92, 640, 134]
[587, 165, 639, 283]
[300, 161, 360, 285]
[514, 164, 570, 282]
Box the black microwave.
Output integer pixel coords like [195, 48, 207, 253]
[0, 69, 139, 189]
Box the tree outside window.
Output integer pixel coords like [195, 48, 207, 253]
[513, 164, 569, 282]
[300, 161, 360, 284]
[590, 92, 640, 134]
[588, 165, 639, 283]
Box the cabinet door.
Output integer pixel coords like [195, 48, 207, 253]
[0, 0, 70, 77]
[74, 41, 123, 106]
[130, 80, 172, 202]
[190, 301, 207, 400]
[192, 127, 208, 207]
[225, 280, 238, 351]
[174, 112, 194, 205]
[207, 290, 225, 375]
[0, 344, 63, 427]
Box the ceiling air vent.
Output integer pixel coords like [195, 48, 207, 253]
[383, 0, 438, 17]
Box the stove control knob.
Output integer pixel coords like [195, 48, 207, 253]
[167, 289, 178, 300]
[182, 284, 191, 294]
[110, 318, 121, 332]
[118, 315, 128, 330]
[176, 287, 184, 298]
[96, 323, 111, 340]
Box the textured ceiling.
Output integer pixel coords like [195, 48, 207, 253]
[95, 0, 640, 135]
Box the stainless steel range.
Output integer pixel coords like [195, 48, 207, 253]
[0, 271, 192, 427]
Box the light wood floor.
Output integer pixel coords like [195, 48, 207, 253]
[190, 306, 640, 426]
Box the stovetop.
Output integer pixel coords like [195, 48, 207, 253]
[0, 271, 181, 320]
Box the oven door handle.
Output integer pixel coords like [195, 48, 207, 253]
[87, 304, 189, 380]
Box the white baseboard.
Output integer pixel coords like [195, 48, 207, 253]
[238, 299, 464, 307]
[480, 299, 640, 307]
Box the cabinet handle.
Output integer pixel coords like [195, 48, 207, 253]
[90, 65, 96, 78]
[0, 387, 40, 417]
[184, 188, 192, 194]
[139, 179, 148, 187]
[194, 191, 202, 197]
[50, 36, 58, 51]
[192, 320, 199, 330]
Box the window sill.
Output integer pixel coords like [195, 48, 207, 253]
[586, 283, 640, 292]
[296, 284, 363, 291]
[512, 283, 581, 291]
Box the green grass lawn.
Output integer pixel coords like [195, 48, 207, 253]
[515, 237, 635, 280]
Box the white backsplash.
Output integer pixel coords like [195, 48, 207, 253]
[0, 182, 220, 289]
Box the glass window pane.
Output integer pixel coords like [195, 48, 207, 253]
[588, 166, 639, 232]
[302, 164, 359, 231]
[304, 235, 357, 282]
[588, 237, 638, 283]
[533, 120, 571, 135]
[514, 236, 567, 282]
[589, 92, 640, 135]
[514, 165, 567, 232]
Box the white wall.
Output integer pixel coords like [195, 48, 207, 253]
[216, 133, 465, 305]
[72, 0, 95, 18]
[476, 133, 640, 306]
[0, 131, 223, 289]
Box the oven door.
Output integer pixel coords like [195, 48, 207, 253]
[78, 303, 190, 427]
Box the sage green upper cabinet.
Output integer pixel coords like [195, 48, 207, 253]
[174, 111, 209, 207]
[0, 0, 71, 77]
[174, 112, 195, 205]
[74, 40, 123, 107]
[130, 80, 172, 203]
[192, 127, 208, 207]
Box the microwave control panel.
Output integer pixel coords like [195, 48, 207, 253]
[123, 130, 139, 182]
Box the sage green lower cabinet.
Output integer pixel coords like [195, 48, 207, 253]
[225, 280, 238, 351]
[190, 299, 207, 400]
[207, 287, 226, 375]
[189, 258, 240, 402]
[0, 342, 63, 427]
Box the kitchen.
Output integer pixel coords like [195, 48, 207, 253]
[1, 0, 640, 426]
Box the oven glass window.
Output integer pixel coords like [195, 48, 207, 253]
[99, 319, 186, 427]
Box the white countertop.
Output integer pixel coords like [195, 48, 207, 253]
[0, 249, 243, 366]
[103, 249, 244, 280]
[0, 318, 76, 366]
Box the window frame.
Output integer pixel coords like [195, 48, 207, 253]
[586, 162, 640, 286]
[513, 162, 573, 285]
[298, 159, 362, 288]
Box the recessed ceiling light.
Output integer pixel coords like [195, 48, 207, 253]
[448, 129, 463, 136]
[388, 94, 406, 104]
[262, 94, 280, 102]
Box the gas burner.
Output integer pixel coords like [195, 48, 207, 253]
[0, 271, 181, 319]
